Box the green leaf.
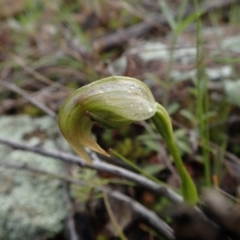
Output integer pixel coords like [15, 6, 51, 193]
[142, 164, 165, 176]
[180, 109, 197, 124]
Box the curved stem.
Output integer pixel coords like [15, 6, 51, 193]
[151, 103, 198, 204]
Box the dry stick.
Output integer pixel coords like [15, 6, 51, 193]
[61, 162, 79, 240]
[102, 189, 128, 240]
[0, 80, 57, 118]
[0, 85, 69, 115]
[106, 188, 175, 240]
[106, 0, 163, 32]
[11, 55, 71, 91]
[0, 136, 182, 203]
[62, 181, 79, 240]
[0, 161, 82, 184]
[93, 0, 238, 52]
[0, 160, 175, 240]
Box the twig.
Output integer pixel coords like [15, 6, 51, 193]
[0, 136, 182, 203]
[11, 55, 70, 91]
[61, 162, 79, 240]
[0, 85, 69, 115]
[106, 188, 175, 239]
[62, 181, 79, 240]
[0, 160, 175, 239]
[102, 189, 128, 240]
[0, 80, 56, 118]
[0, 161, 82, 184]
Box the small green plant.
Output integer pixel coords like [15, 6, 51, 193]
[58, 76, 198, 204]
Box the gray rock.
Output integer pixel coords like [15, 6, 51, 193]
[0, 115, 67, 240]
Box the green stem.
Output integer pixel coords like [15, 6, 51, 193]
[194, 0, 211, 187]
[151, 104, 198, 204]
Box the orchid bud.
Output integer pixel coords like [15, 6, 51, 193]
[58, 76, 157, 164]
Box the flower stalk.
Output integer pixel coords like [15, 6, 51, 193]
[151, 104, 198, 204]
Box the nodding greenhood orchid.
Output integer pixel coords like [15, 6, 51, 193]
[58, 76, 198, 204]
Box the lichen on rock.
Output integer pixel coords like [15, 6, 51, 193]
[0, 115, 67, 240]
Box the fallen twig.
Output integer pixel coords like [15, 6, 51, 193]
[0, 136, 182, 203]
[0, 80, 57, 118]
[106, 188, 175, 239]
[11, 55, 71, 91]
[62, 180, 79, 240]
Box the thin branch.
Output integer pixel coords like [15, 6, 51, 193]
[0, 160, 175, 239]
[0, 161, 82, 184]
[11, 55, 70, 91]
[0, 80, 56, 118]
[61, 162, 79, 240]
[102, 189, 128, 240]
[106, 188, 175, 240]
[0, 136, 182, 203]
[62, 181, 79, 240]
